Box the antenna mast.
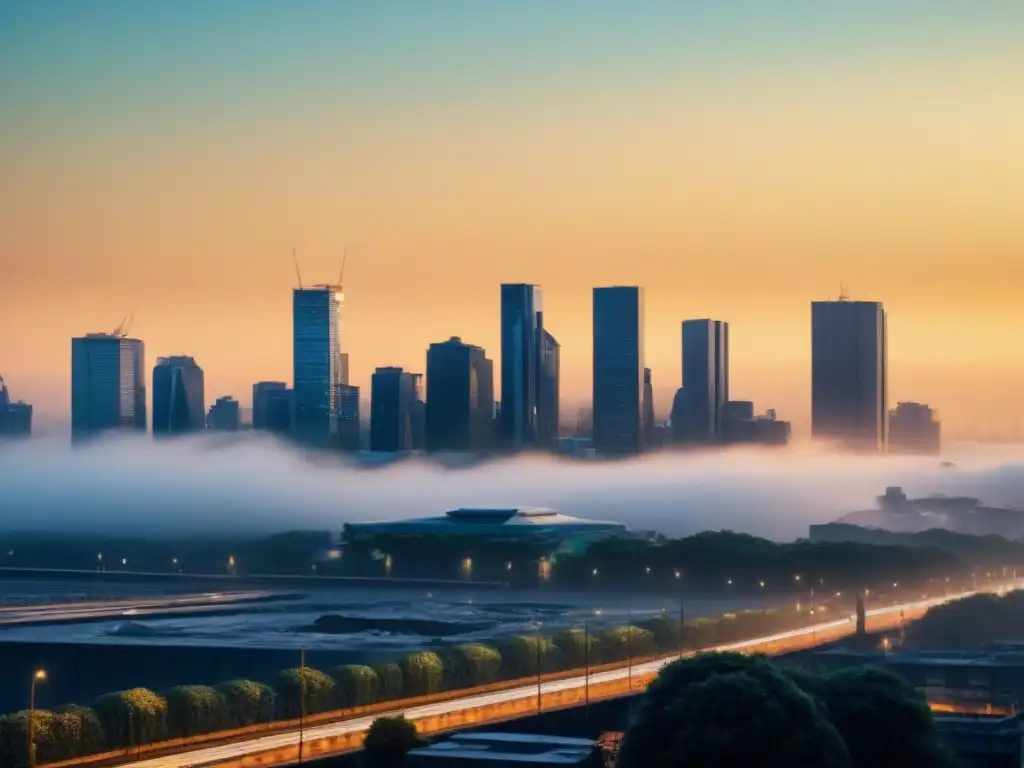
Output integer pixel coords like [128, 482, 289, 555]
[838, 281, 850, 302]
[293, 248, 304, 289]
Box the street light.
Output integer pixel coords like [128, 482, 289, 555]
[29, 669, 47, 768]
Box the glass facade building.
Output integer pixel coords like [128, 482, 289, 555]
[152, 356, 205, 435]
[499, 283, 542, 449]
[370, 366, 418, 452]
[681, 319, 729, 442]
[71, 334, 146, 439]
[292, 286, 342, 448]
[811, 299, 888, 452]
[425, 337, 494, 452]
[592, 286, 644, 455]
[252, 381, 291, 433]
[538, 329, 560, 447]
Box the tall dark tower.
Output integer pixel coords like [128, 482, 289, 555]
[426, 337, 493, 452]
[71, 330, 146, 440]
[152, 356, 205, 435]
[811, 297, 887, 452]
[681, 319, 729, 442]
[592, 286, 644, 456]
[538, 330, 561, 447]
[370, 366, 418, 452]
[499, 283, 542, 449]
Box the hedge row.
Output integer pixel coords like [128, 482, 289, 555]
[0, 603, 828, 765]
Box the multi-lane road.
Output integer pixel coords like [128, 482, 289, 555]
[118, 586, 1007, 768]
[0, 591, 286, 627]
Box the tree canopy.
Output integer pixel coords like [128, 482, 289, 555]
[362, 716, 424, 768]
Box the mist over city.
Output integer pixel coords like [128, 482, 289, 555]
[2, 433, 1023, 540]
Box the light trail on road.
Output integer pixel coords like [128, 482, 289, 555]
[118, 585, 1012, 768]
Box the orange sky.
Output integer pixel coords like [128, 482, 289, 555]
[2, 6, 1023, 440]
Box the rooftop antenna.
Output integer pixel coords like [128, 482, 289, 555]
[838, 281, 850, 302]
[293, 248, 304, 290]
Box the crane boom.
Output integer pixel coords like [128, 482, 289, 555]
[293, 248, 303, 289]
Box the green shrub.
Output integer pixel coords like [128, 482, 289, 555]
[331, 665, 379, 707]
[93, 688, 169, 748]
[373, 663, 404, 702]
[602, 626, 656, 662]
[496, 635, 563, 678]
[552, 628, 602, 668]
[687, 617, 718, 649]
[640, 615, 683, 653]
[165, 685, 228, 738]
[399, 651, 445, 696]
[214, 680, 276, 728]
[0, 709, 89, 766]
[55, 704, 106, 755]
[443, 643, 503, 688]
[274, 667, 337, 718]
[362, 715, 425, 768]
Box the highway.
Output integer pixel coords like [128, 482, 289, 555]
[117, 586, 1005, 768]
[0, 591, 284, 627]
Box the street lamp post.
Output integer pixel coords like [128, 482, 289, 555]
[299, 648, 306, 765]
[29, 669, 46, 768]
[626, 609, 633, 693]
[583, 618, 590, 720]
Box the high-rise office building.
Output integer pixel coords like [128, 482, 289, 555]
[811, 299, 887, 451]
[0, 376, 32, 438]
[681, 319, 729, 442]
[642, 367, 655, 448]
[425, 337, 494, 452]
[499, 283, 542, 449]
[71, 333, 146, 439]
[538, 330, 561, 447]
[889, 402, 940, 454]
[336, 384, 361, 451]
[670, 388, 689, 443]
[252, 381, 292, 434]
[592, 286, 644, 455]
[208, 396, 240, 431]
[293, 285, 342, 448]
[370, 366, 419, 452]
[409, 373, 426, 450]
[152, 356, 205, 435]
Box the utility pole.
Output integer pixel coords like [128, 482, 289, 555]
[627, 609, 633, 693]
[536, 616, 543, 712]
[584, 618, 590, 724]
[678, 602, 685, 659]
[299, 649, 306, 764]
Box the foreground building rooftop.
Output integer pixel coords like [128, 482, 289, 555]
[344, 507, 627, 536]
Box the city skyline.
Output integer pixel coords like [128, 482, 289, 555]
[3, 2, 1024, 440]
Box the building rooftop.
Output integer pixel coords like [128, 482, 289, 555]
[346, 507, 626, 534]
[407, 733, 599, 766]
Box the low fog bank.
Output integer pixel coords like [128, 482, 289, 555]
[2, 434, 1024, 541]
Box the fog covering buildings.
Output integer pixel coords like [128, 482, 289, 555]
[152, 356, 205, 435]
[207, 396, 240, 431]
[370, 366, 420, 452]
[592, 286, 644, 456]
[0, 376, 31, 438]
[889, 402, 941, 454]
[71, 333, 146, 439]
[811, 298, 888, 452]
[341, 506, 629, 581]
[252, 381, 291, 434]
[425, 337, 494, 452]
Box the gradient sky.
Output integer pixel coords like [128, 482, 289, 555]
[2, 1, 1023, 439]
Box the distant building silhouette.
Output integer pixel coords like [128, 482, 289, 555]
[538, 330, 561, 447]
[592, 286, 644, 456]
[338, 352, 350, 386]
[670, 387, 690, 443]
[812, 299, 887, 451]
[336, 384, 361, 451]
[722, 401, 791, 446]
[642, 367, 655, 448]
[499, 283, 543, 449]
[71, 333, 146, 440]
[889, 402, 941, 454]
[207, 396, 240, 431]
[293, 286, 342, 448]
[409, 373, 426, 450]
[425, 337, 493, 452]
[0, 376, 32, 438]
[152, 356, 205, 435]
[681, 319, 729, 442]
[252, 381, 292, 434]
[370, 366, 419, 452]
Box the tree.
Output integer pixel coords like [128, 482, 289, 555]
[619, 653, 851, 768]
[54, 704, 106, 755]
[93, 688, 169, 748]
[905, 591, 1024, 649]
[495, 635, 562, 678]
[164, 685, 228, 738]
[362, 716, 424, 768]
[373, 663, 404, 702]
[801, 666, 957, 768]
[214, 680, 275, 727]
[331, 665, 379, 707]
[443, 644, 502, 687]
[601, 626, 655, 663]
[273, 668, 336, 719]
[552, 628, 602, 668]
[398, 651, 445, 696]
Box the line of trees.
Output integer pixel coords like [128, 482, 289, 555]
[0, 600, 838, 765]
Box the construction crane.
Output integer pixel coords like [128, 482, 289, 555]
[294, 245, 348, 292]
[838, 281, 850, 302]
[110, 312, 134, 338]
[293, 248, 303, 289]
[337, 246, 347, 291]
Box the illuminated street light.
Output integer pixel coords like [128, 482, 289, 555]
[759, 580, 765, 588]
[121, 558, 127, 567]
[645, 566, 651, 575]
[726, 578, 733, 586]
[29, 669, 47, 767]
[794, 575, 801, 583]
[674, 570, 681, 580]
[592, 568, 599, 577]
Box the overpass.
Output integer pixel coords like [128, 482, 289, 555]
[47, 585, 1011, 768]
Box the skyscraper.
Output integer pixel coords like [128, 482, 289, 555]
[293, 285, 342, 447]
[425, 337, 494, 452]
[642, 367, 655, 448]
[71, 333, 146, 439]
[499, 283, 542, 449]
[208, 396, 240, 431]
[336, 384, 361, 451]
[538, 330, 561, 447]
[409, 373, 426, 450]
[252, 381, 292, 434]
[889, 402, 940, 454]
[370, 366, 418, 452]
[681, 319, 729, 442]
[152, 356, 205, 435]
[0, 375, 32, 438]
[592, 286, 644, 456]
[811, 299, 888, 451]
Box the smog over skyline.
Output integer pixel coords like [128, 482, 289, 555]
[3, 434, 1024, 541]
